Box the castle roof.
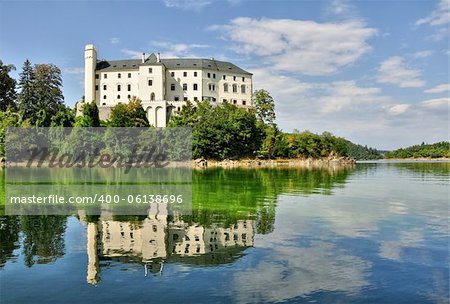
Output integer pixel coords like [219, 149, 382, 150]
[95, 53, 252, 75]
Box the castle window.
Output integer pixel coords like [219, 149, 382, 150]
[103, 84, 107, 90]
[103, 95, 106, 99]
[171, 84, 175, 91]
[95, 85, 98, 91]
[127, 94, 131, 99]
[194, 97, 198, 101]
[242, 77, 245, 82]
[223, 99, 227, 103]
[128, 73, 131, 78]
[127, 84, 131, 91]
[104, 74, 107, 79]
[241, 85, 246, 94]
[232, 84, 237, 93]
[183, 71, 187, 77]
[95, 74, 99, 79]
[183, 83, 187, 91]
[177, 107, 180, 111]
[148, 79, 153, 86]
[117, 85, 121, 91]
[233, 99, 237, 104]
[117, 95, 121, 99]
[102, 102, 106, 105]
[150, 93, 155, 101]
[118, 73, 121, 79]
[242, 100, 246, 106]
[171, 72, 175, 77]
[224, 83, 228, 92]
[213, 73, 216, 79]
[149, 68, 153, 73]
[223, 75, 226, 80]
[207, 72, 210, 78]
[184, 97, 188, 101]
[193, 83, 198, 91]
[233, 76, 236, 81]
[174, 96, 179, 101]
[194, 71, 197, 77]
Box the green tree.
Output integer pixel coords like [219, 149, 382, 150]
[253, 89, 276, 125]
[75, 101, 100, 127]
[17, 61, 64, 126]
[51, 105, 75, 127]
[109, 97, 149, 127]
[17, 59, 36, 119]
[0, 60, 17, 111]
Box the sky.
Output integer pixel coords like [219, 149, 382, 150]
[0, 0, 449, 150]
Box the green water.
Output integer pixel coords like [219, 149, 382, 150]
[0, 162, 448, 303]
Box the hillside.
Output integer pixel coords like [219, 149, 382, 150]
[384, 142, 450, 159]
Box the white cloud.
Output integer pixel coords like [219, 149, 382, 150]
[210, 17, 377, 75]
[415, 0, 449, 41]
[425, 83, 450, 94]
[110, 37, 120, 44]
[416, 0, 450, 27]
[411, 50, 434, 58]
[150, 41, 210, 57]
[121, 48, 143, 59]
[163, 0, 212, 11]
[317, 81, 386, 114]
[421, 98, 450, 109]
[387, 104, 410, 115]
[64, 67, 84, 75]
[376, 56, 425, 88]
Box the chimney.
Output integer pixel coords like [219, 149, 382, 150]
[157, 52, 161, 63]
[141, 52, 145, 63]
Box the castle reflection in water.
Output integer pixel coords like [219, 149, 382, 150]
[78, 207, 254, 285]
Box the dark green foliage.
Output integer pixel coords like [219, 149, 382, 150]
[0, 60, 17, 111]
[169, 101, 263, 160]
[51, 105, 75, 127]
[385, 141, 450, 158]
[108, 97, 149, 127]
[75, 101, 100, 127]
[17, 61, 64, 126]
[345, 141, 382, 160]
[284, 131, 349, 158]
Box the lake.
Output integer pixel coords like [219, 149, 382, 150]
[0, 162, 449, 303]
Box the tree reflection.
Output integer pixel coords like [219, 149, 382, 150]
[20, 215, 67, 267]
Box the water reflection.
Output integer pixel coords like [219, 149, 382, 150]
[0, 164, 448, 303]
[80, 209, 255, 285]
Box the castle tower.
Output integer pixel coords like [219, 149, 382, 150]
[86, 222, 100, 285]
[84, 44, 97, 103]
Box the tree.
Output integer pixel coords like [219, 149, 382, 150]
[51, 105, 75, 127]
[108, 97, 149, 127]
[17, 61, 64, 126]
[75, 101, 100, 127]
[32, 64, 64, 126]
[17, 59, 36, 119]
[253, 89, 276, 125]
[0, 60, 17, 111]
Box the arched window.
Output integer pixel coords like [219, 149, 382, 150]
[224, 83, 228, 92]
[150, 92, 155, 101]
[232, 84, 237, 93]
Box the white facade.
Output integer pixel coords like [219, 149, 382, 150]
[83, 44, 253, 127]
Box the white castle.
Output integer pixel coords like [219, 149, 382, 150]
[83, 44, 253, 127]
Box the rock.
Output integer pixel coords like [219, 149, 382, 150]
[194, 158, 207, 168]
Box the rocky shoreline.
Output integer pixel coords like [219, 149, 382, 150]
[193, 157, 356, 169]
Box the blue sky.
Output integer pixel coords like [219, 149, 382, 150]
[1, 0, 448, 149]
